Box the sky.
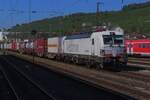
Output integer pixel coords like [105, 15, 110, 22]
[0, 0, 149, 28]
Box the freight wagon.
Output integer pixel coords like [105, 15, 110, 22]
[6, 42, 12, 50]
[11, 41, 19, 52]
[34, 39, 47, 57]
[1, 42, 10, 50]
[47, 37, 64, 59]
[19, 41, 26, 54]
[23, 40, 34, 55]
[0, 42, 3, 50]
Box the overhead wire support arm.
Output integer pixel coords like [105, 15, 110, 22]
[96, 1, 104, 26]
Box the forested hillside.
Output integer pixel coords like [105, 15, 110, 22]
[8, 1, 150, 38]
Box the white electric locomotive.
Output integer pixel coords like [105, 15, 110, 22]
[47, 30, 127, 68]
[63, 31, 127, 68]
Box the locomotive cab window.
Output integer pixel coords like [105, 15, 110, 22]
[103, 35, 112, 45]
[103, 35, 123, 45]
[114, 35, 123, 45]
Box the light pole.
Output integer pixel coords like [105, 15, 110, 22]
[121, 0, 124, 10]
[96, 1, 103, 26]
[49, 13, 55, 34]
[29, 0, 31, 24]
[28, 0, 35, 63]
[2, 35, 7, 55]
[31, 30, 37, 63]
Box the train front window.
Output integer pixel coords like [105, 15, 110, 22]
[103, 35, 123, 45]
[113, 35, 123, 45]
[103, 35, 113, 45]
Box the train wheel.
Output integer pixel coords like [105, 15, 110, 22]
[96, 63, 104, 70]
[74, 57, 79, 64]
[86, 61, 93, 68]
[100, 63, 104, 69]
[86, 62, 91, 68]
[121, 62, 127, 68]
[64, 57, 70, 63]
[56, 56, 61, 61]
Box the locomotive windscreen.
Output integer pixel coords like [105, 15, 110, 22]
[103, 35, 123, 45]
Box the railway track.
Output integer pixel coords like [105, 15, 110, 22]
[7, 51, 150, 100]
[0, 56, 56, 100]
[117, 71, 150, 82]
[0, 65, 18, 100]
[128, 57, 150, 70]
[129, 57, 150, 62]
[0, 55, 131, 100]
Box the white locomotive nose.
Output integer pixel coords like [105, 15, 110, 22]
[103, 46, 124, 58]
[112, 48, 117, 57]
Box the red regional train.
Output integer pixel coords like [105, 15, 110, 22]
[125, 39, 150, 57]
